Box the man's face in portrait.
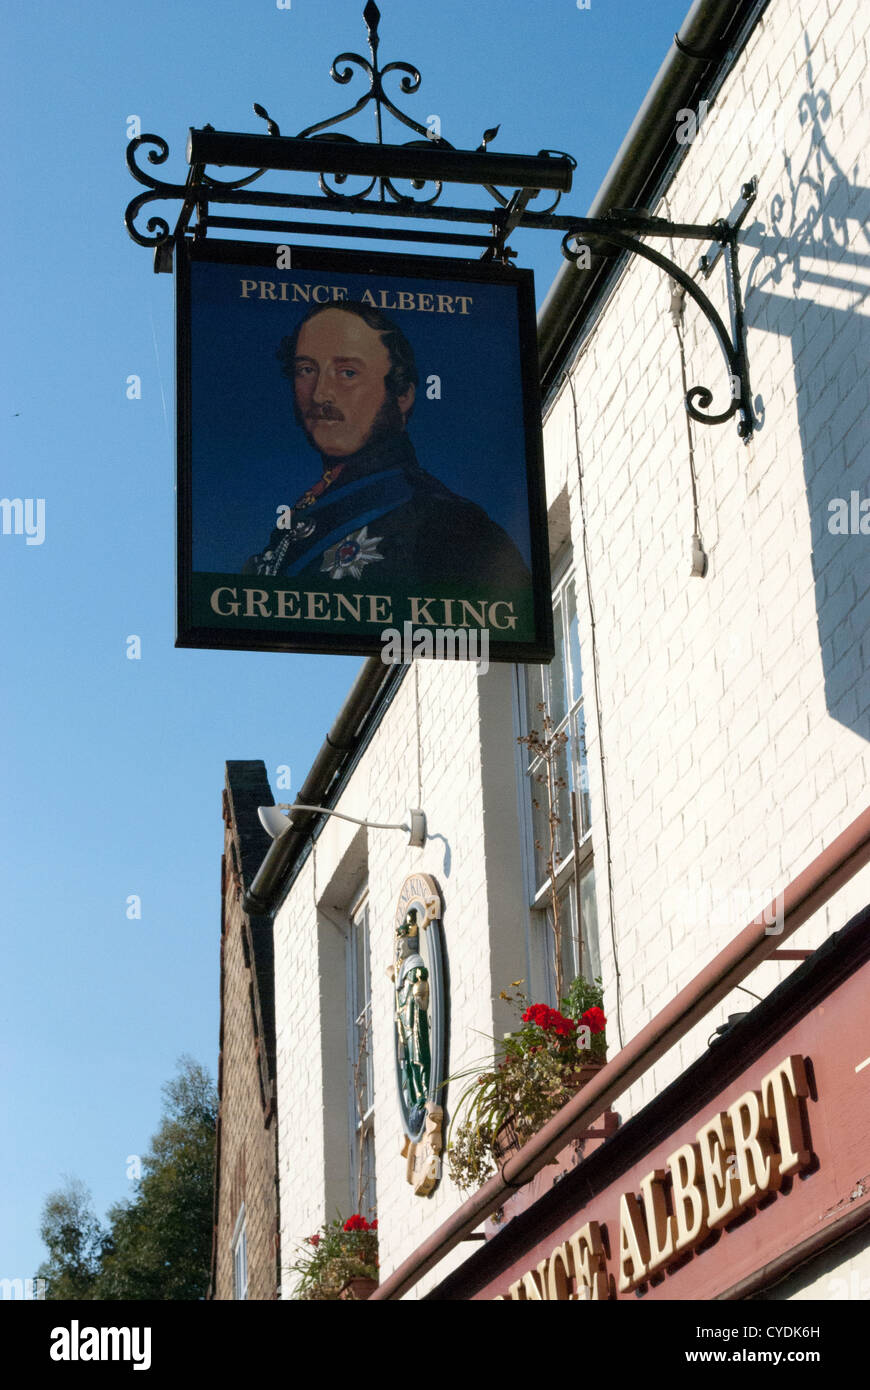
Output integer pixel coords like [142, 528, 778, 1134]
[294, 309, 416, 458]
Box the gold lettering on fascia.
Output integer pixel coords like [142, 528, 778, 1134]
[495, 1054, 812, 1300]
[494, 1222, 608, 1302]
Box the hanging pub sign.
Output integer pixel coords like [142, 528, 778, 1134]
[175, 239, 552, 662]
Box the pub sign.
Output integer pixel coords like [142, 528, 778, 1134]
[176, 239, 553, 661]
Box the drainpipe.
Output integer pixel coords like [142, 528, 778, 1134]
[370, 806, 870, 1299]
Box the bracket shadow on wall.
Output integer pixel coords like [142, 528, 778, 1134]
[124, 0, 756, 439]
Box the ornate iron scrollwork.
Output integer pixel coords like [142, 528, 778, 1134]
[123, 3, 756, 438]
[560, 180, 756, 440]
[125, 135, 185, 249]
[122, 0, 565, 262]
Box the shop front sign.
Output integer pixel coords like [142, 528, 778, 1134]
[496, 1054, 811, 1300]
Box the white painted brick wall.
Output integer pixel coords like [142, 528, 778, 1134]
[274, 660, 528, 1297]
[544, 0, 870, 1118]
[272, 0, 869, 1299]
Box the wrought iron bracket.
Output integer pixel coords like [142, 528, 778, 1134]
[124, 0, 574, 269]
[560, 177, 757, 440]
[124, 2, 758, 440]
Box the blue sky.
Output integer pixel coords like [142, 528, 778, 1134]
[1, 0, 689, 1286]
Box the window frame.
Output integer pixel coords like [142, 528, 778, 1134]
[515, 556, 598, 1003]
[345, 886, 376, 1220]
[231, 1202, 248, 1301]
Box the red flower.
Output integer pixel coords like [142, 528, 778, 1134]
[523, 1003, 577, 1035]
[371, 1219, 378, 1230]
[307, 1233, 320, 1247]
[343, 1214, 370, 1232]
[580, 1006, 607, 1034]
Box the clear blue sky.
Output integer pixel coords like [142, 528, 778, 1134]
[1, 0, 689, 1286]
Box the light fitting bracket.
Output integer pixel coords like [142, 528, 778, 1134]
[259, 802, 427, 848]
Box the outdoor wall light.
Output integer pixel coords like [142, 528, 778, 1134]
[258, 803, 426, 848]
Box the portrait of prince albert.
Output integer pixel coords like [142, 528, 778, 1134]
[243, 300, 531, 588]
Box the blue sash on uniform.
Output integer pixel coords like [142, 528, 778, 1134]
[277, 466, 417, 578]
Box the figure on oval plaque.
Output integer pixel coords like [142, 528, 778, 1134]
[393, 907, 431, 1130]
[388, 874, 446, 1197]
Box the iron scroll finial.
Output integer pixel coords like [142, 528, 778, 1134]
[123, 2, 569, 257]
[363, 1, 381, 51]
[363, 2, 380, 32]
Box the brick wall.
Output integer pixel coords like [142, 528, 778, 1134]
[542, 0, 870, 1115]
[274, 661, 528, 1297]
[212, 762, 280, 1300]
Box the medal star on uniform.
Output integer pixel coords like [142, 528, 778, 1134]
[321, 526, 384, 580]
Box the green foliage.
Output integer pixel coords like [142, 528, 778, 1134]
[37, 1178, 106, 1300]
[287, 1214, 379, 1301]
[446, 978, 607, 1194]
[561, 976, 608, 1062]
[37, 1057, 217, 1301]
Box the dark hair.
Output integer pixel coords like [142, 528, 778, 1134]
[276, 300, 419, 399]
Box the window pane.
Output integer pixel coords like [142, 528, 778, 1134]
[555, 740, 573, 868]
[573, 708, 592, 837]
[541, 879, 578, 1004]
[352, 905, 373, 1121]
[522, 568, 599, 1010]
[560, 878, 579, 995]
[359, 1125, 376, 1222]
[233, 1221, 247, 1300]
[349, 897, 376, 1219]
[529, 763, 549, 888]
[529, 737, 573, 892]
[566, 579, 583, 705]
[524, 663, 546, 750]
[578, 862, 601, 983]
[549, 595, 568, 727]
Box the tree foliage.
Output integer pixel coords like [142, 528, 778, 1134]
[37, 1177, 105, 1299]
[38, 1057, 217, 1301]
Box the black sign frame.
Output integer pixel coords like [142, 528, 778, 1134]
[176, 237, 553, 663]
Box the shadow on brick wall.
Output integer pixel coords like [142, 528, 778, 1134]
[741, 36, 870, 740]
